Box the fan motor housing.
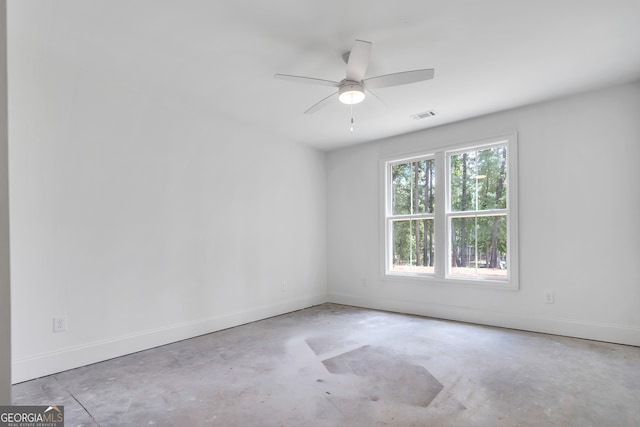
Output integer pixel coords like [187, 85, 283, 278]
[338, 81, 365, 104]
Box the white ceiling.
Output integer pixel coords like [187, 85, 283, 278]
[9, 0, 640, 150]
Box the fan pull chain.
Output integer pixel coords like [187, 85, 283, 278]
[350, 102, 354, 133]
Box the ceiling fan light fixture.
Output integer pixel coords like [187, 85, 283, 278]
[338, 82, 365, 105]
[274, 40, 435, 114]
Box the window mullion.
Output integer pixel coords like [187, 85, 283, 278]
[434, 151, 447, 279]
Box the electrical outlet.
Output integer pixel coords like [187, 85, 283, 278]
[53, 316, 67, 332]
[544, 291, 554, 304]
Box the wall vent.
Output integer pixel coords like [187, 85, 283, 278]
[411, 110, 436, 120]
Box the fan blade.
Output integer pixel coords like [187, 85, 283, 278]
[366, 89, 388, 108]
[364, 69, 434, 89]
[304, 91, 338, 114]
[345, 40, 372, 82]
[274, 74, 341, 87]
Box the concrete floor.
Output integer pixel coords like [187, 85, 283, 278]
[12, 303, 640, 426]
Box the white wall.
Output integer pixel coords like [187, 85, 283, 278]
[0, 0, 11, 404]
[9, 17, 327, 383]
[327, 80, 640, 346]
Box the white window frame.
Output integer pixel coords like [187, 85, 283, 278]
[384, 154, 436, 277]
[381, 133, 519, 290]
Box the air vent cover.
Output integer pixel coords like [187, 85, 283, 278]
[411, 110, 436, 120]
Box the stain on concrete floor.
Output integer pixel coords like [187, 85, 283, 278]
[321, 345, 443, 408]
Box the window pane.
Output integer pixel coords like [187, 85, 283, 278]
[391, 219, 435, 274]
[450, 216, 507, 278]
[450, 146, 507, 212]
[391, 159, 435, 215]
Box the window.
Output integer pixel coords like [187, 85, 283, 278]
[448, 144, 508, 279]
[383, 134, 518, 288]
[388, 157, 436, 274]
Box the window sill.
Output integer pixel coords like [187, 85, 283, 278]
[382, 271, 519, 290]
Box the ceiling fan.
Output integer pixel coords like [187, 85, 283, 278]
[274, 39, 434, 114]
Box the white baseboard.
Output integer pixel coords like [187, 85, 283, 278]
[327, 292, 640, 347]
[12, 294, 327, 384]
[14, 292, 638, 383]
